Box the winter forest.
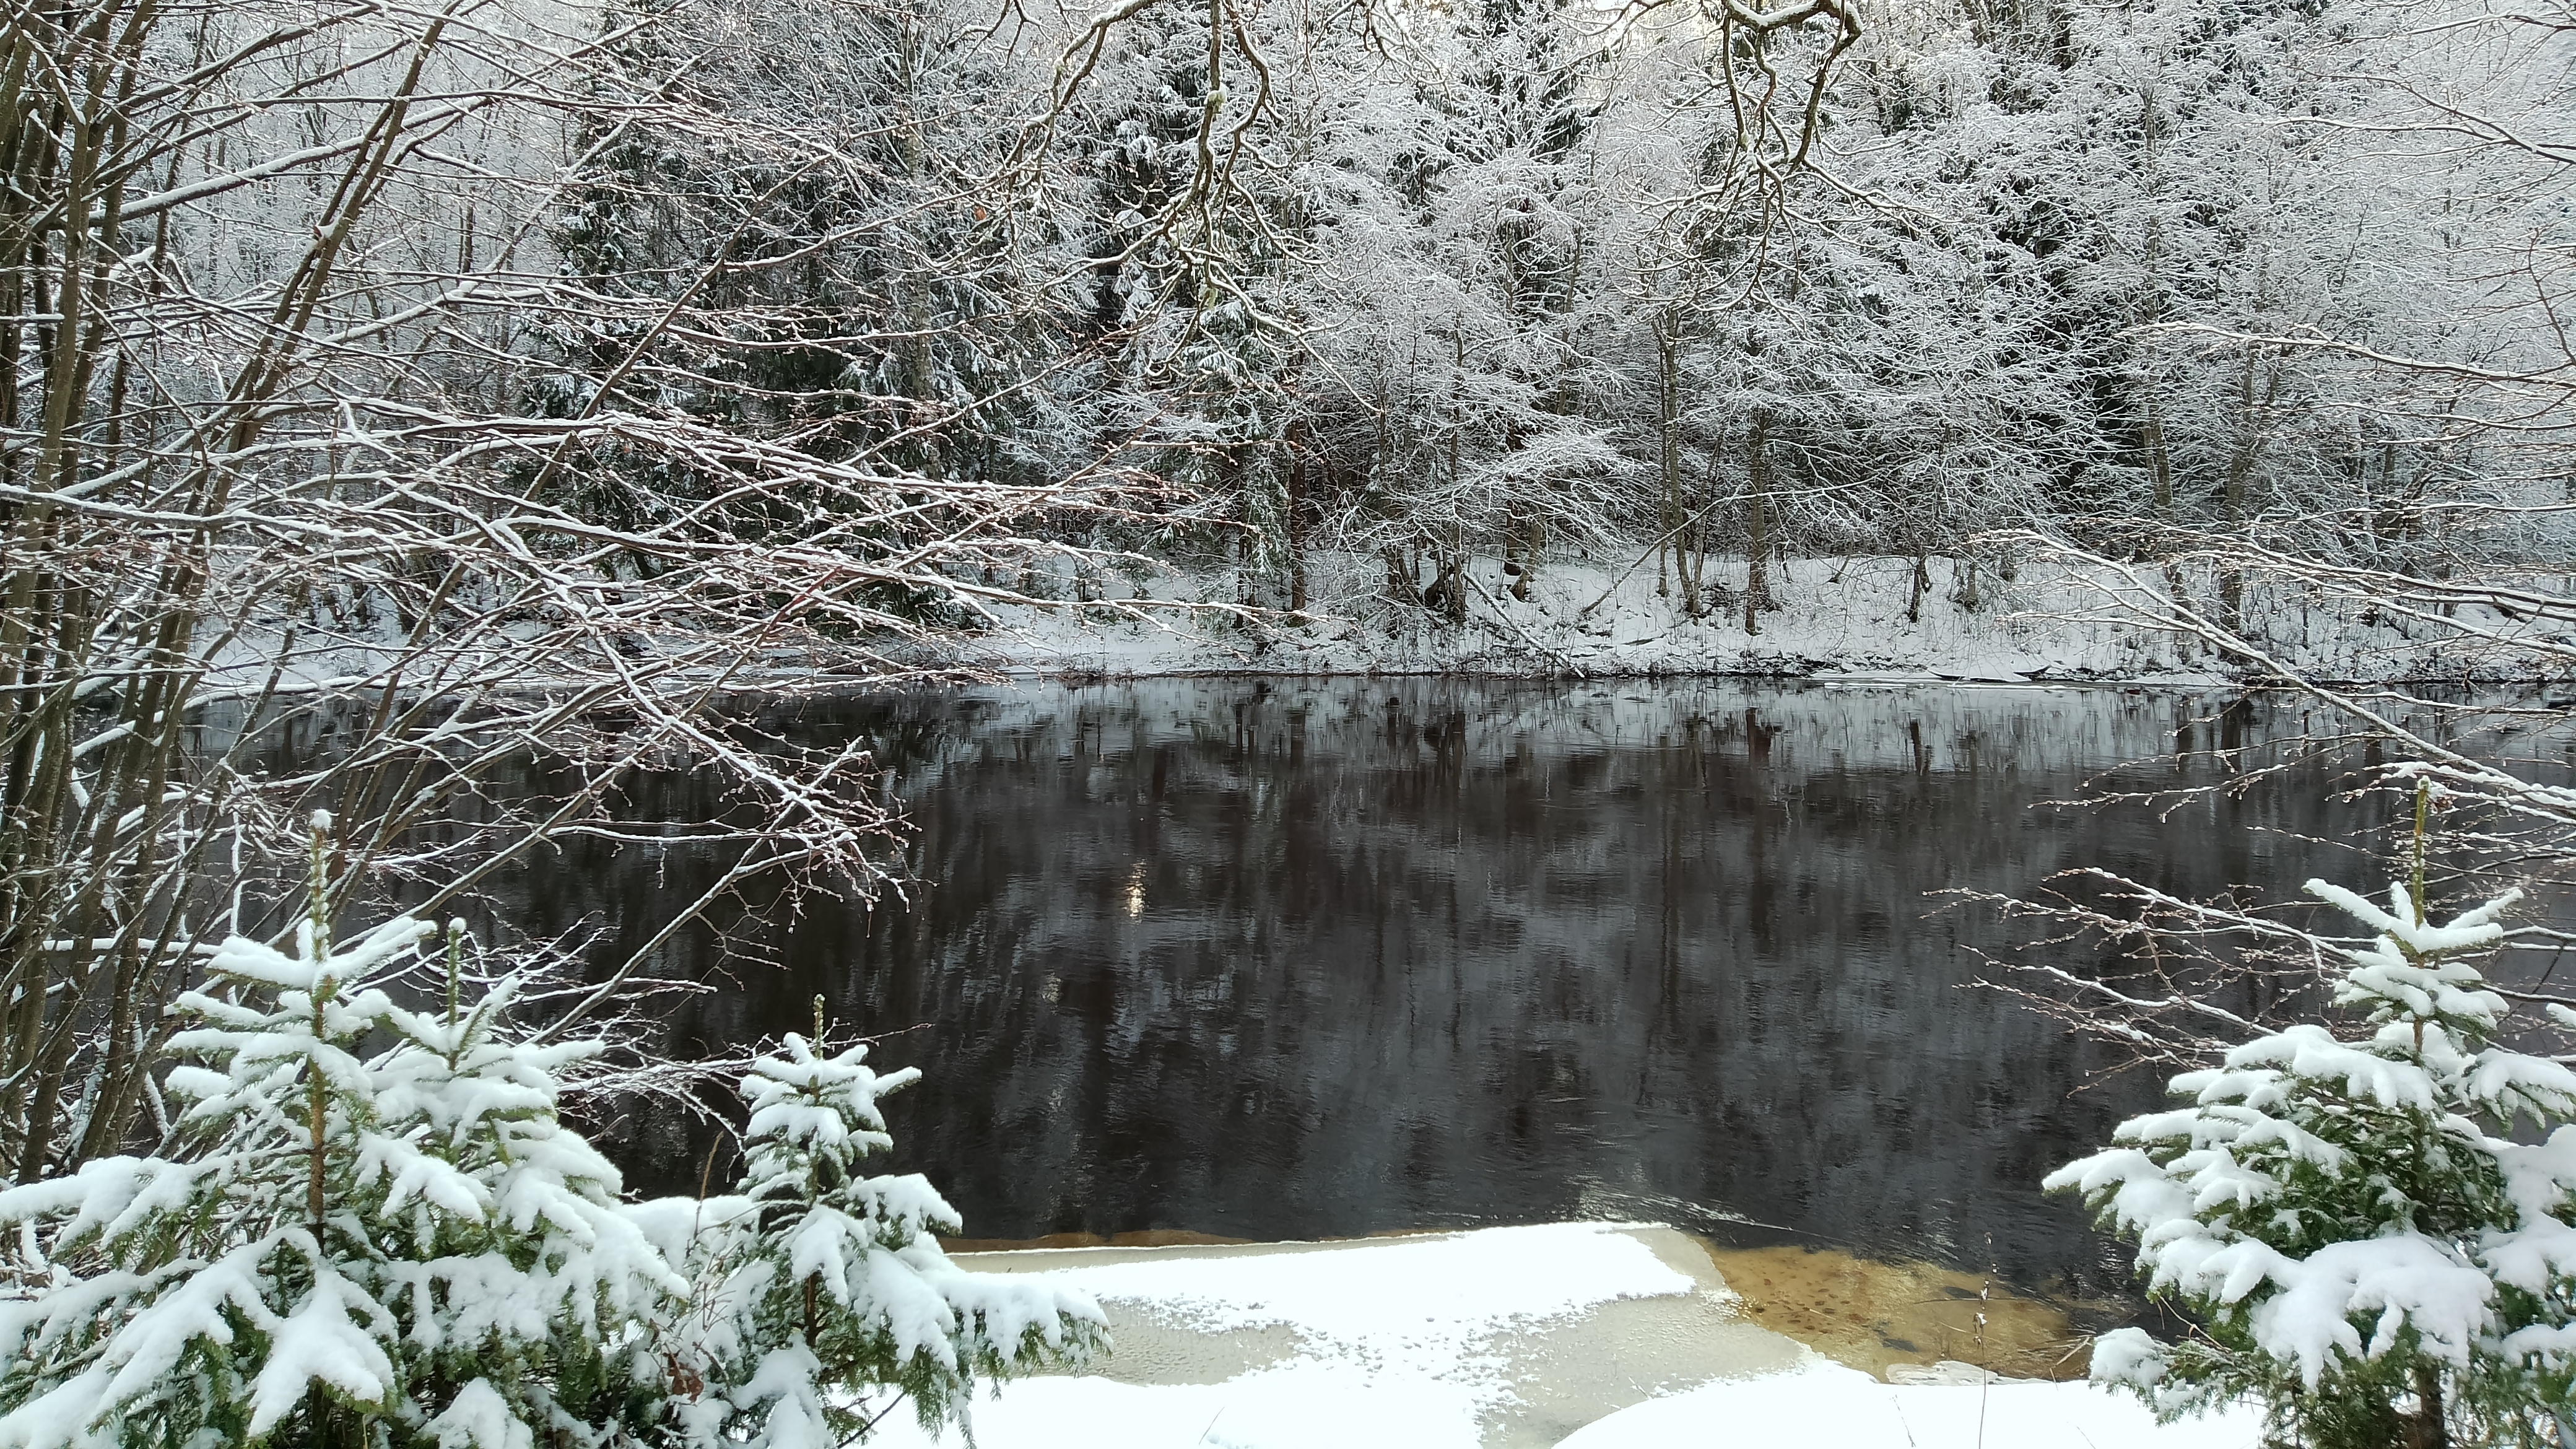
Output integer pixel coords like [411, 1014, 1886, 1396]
[7, 0, 2576, 1442]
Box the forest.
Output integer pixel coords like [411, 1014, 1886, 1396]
[545, 0, 2570, 629]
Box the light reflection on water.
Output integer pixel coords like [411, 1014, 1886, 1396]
[502, 677, 2408, 1300]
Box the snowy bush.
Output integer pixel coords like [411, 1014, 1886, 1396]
[0, 829, 1102, 1449]
[2048, 842, 2576, 1447]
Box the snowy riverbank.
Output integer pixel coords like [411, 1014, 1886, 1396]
[869, 1224, 2260, 1449]
[959, 549, 2563, 685]
[198, 549, 2567, 702]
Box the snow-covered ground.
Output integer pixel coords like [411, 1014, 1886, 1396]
[961, 549, 2561, 685]
[1551, 1367, 2260, 1449]
[868, 1224, 2261, 1449]
[200, 547, 2565, 697]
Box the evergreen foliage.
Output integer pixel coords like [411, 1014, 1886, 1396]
[0, 822, 1101, 1449]
[2049, 793, 2576, 1448]
[661, 1019, 1108, 1446]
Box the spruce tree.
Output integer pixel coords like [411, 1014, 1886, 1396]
[0, 817, 687, 1449]
[2050, 790, 2576, 1448]
[668, 1011, 1107, 1445]
[0, 827, 1103, 1449]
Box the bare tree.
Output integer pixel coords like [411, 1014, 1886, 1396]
[0, 0, 1166, 1183]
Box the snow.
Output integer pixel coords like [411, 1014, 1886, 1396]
[1553, 1365, 2263, 1449]
[1004, 1222, 1694, 1351]
[246, 1266, 398, 1436]
[426, 1380, 537, 1449]
[868, 1364, 2265, 1449]
[204, 549, 2569, 703]
[2252, 1237, 2494, 1385]
[877, 1362, 1495, 1449]
[944, 550, 2562, 685]
[2487, 1128, 2576, 1295]
[862, 1225, 2260, 1449]
[871, 1223, 1699, 1448]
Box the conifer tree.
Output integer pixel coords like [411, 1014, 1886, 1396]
[0, 827, 1103, 1449]
[0, 817, 688, 1449]
[2050, 789, 2576, 1448]
[668, 1012, 1107, 1445]
[1070, 0, 1312, 604]
[547, 0, 1083, 558]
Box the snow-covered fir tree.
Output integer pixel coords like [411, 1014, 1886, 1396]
[0, 827, 1101, 1449]
[656, 1019, 1105, 1445]
[0, 822, 687, 1449]
[2048, 796, 2576, 1448]
[1065, 0, 1315, 607]
[547, 0, 1085, 558]
[1307, 0, 1630, 620]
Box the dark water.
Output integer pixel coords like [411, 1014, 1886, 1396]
[499, 678, 2403, 1299]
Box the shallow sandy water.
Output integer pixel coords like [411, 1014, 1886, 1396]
[1697, 1242, 2094, 1382]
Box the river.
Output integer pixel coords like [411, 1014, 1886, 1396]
[464, 677, 2428, 1304]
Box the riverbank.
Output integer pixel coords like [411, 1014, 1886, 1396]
[870, 1223, 2259, 1449]
[196, 548, 2566, 700]
[960, 549, 2561, 685]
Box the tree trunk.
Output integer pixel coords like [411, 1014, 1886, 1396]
[1744, 413, 1777, 634]
[1682, 443, 1720, 609]
[2401, 1362, 2450, 1449]
[1286, 422, 1309, 614]
[2219, 350, 2281, 635]
[1385, 545, 1422, 607]
[1658, 321, 1684, 611]
[2139, 92, 2174, 523]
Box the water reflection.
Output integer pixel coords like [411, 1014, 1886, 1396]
[500, 679, 2393, 1299]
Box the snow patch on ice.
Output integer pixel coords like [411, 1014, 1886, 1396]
[1554, 1364, 2264, 1449]
[866, 1224, 1707, 1448]
[1022, 1221, 1695, 1350]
